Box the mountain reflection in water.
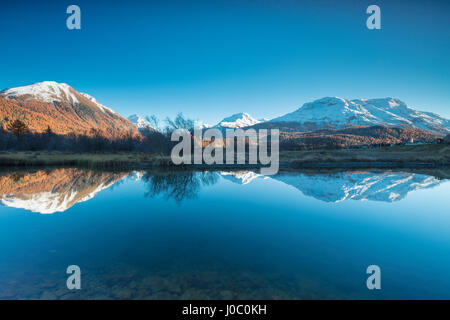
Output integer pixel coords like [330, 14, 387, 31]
[0, 169, 127, 214]
[0, 166, 450, 299]
[0, 167, 448, 214]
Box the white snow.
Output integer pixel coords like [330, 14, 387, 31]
[1, 81, 80, 104]
[215, 113, 261, 129]
[129, 171, 145, 181]
[220, 170, 262, 184]
[219, 170, 445, 202]
[270, 97, 450, 135]
[80, 92, 116, 114]
[272, 171, 444, 202]
[0, 81, 118, 115]
[128, 114, 150, 128]
[1, 189, 78, 214]
[127, 114, 158, 131]
[0, 175, 125, 214]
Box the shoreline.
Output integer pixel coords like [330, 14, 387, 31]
[0, 143, 449, 169]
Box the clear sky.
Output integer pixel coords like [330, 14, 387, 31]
[0, 0, 449, 124]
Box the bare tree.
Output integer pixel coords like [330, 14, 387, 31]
[7, 120, 28, 137]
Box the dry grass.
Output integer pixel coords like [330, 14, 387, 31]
[0, 144, 448, 168]
[280, 143, 450, 166]
[0, 151, 172, 168]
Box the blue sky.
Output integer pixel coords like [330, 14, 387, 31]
[0, 0, 449, 124]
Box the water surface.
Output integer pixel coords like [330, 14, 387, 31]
[0, 167, 449, 299]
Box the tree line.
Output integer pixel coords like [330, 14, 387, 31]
[0, 119, 170, 153]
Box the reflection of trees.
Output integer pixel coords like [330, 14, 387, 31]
[142, 170, 219, 203]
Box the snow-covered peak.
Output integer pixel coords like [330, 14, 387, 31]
[1, 81, 80, 104]
[0, 81, 119, 116]
[215, 112, 261, 129]
[271, 97, 450, 135]
[128, 114, 151, 128]
[127, 114, 159, 132]
[80, 92, 116, 114]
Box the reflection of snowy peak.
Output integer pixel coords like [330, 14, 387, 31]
[129, 171, 145, 181]
[220, 171, 262, 185]
[219, 170, 445, 202]
[0, 169, 127, 214]
[1, 190, 79, 215]
[273, 171, 443, 202]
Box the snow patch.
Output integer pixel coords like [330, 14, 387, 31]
[215, 113, 261, 129]
[1, 81, 80, 104]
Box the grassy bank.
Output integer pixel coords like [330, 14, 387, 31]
[279, 143, 450, 167]
[0, 152, 173, 168]
[0, 143, 449, 169]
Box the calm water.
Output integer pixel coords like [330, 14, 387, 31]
[0, 167, 449, 299]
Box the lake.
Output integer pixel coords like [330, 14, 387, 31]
[0, 167, 449, 299]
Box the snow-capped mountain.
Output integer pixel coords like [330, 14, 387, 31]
[0, 81, 137, 138]
[215, 112, 262, 129]
[270, 97, 450, 136]
[1, 81, 81, 105]
[128, 114, 158, 132]
[128, 114, 149, 128]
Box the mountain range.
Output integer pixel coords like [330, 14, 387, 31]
[1, 81, 449, 142]
[253, 97, 449, 136]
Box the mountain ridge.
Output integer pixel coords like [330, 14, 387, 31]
[267, 97, 449, 136]
[0, 81, 138, 139]
[214, 112, 262, 129]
